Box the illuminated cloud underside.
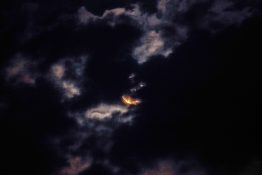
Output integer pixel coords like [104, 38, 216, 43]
[78, 5, 141, 25]
[85, 103, 129, 120]
[133, 31, 172, 64]
[62, 81, 81, 98]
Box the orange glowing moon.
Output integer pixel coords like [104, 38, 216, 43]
[121, 95, 141, 106]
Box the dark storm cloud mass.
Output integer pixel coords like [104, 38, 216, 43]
[0, 0, 262, 175]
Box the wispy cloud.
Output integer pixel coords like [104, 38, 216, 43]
[59, 156, 92, 175]
[48, 56, 87, 100]
[133, 30, 173, 64]
[76, 0, 256, 64]
[140, 159, 206, 175]
[62, 81, 81, 99]
[5, 54, 39, 86]
[85, 103, 129, 121]
[77, 4, 141, 26]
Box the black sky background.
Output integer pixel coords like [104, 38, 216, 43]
[0, 0, 262, 175]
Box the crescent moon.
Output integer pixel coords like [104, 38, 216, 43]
[121, 95, 141, 106]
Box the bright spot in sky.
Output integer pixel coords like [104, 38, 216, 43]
[121, 95, 141, 106]
[62, 81, 81, 98]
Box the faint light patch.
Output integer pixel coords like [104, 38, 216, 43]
[77, 4, 141, 26]
[129, 73, 136, 80]
[128, 73, 137, 85]
[102, 8, 127, 17]
[133, 31, 172, 64]
[5, 54, 38, 86]
[130, 81, 146, 93]
[201, 0, 253, 32]
[21, 74, 36, 85]
[6, 60, 25, 78]
[85, 103, 128, 121]
[59, 156, 92, 175]
[51, 64, 65, 80]
[62, 81, 81, 99]
[141, 159, 207, 175]
[157, 0, 170, 14]
[78, 6, 97, 24]
[48, 56, 87, 100]
[142, 160, 175, 175]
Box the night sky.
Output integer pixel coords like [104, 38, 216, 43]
[0, 0, 262, 175]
